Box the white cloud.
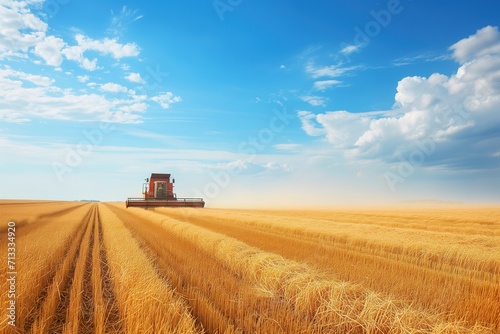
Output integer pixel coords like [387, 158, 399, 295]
[107, 6, 143, 36]
[61, 34, 140, 71]
[151, 92, 182, 109]
[314, 79, 341, 91]
[340, 44, 361, 55]
[125, 72, 144, 83]
[74, 34, 139, 58]
[61, 42, 98, 70]
[297, 111, 325, 137]
[450, 26, 500, 64]
[33, 35, 65, 66]
[77, 75, 90, 83]
[263, 162, 291, 172]
[299, 26, 500, 171]
[1, 3, 141, 70]
[0, 1, 47, 57]
[306, 62, 358, 79]
[0, 2, 156, 124]
[118, 102, 147, 113]
[0, 67, 53, 86]
[300, 95, 327, 107]
[100, 82, 129, 93]
[299, 110, 376, 148]
[81, 58, 98, 71]
[0, 67, 145, 123]
[392, 53, 451, 67]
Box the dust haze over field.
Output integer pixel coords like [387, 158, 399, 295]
[1, 201, 499, 333]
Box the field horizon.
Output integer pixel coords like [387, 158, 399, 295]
[2, 197, 499, 209]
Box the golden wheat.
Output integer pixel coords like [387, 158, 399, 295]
[91, 213, 106, 334]
[153, 206, 500, 330]
[98, 204, 199, 334]
[0, 203, 89, 332]
[108, 203, 495, 333]
[1, 201, 497, 333]
[0, 200, 88, 233]
[62, 207, 95, 334]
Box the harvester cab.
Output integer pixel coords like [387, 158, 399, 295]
[126, 173, 205, 208]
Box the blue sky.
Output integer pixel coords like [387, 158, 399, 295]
[1, 0, 500, 207]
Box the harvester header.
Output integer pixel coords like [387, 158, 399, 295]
[126, 173, 205, 208]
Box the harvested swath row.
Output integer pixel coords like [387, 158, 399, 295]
[0, 200, 71, 205]
[92, 210, 122, 334]
[115, 205, 436, 333]
[0, 201, 89, 233]
[160, 208, 500, 277]
[111, 204, 490, 333]
[98, 204, 199, 334]
[28, 205, 95, 333]
[26, 202, 91, 235]
[91, 212, 105, 334]
[32, 204, 123, 334]
[25, 204, 122, 334]
[157, 208, 500, 330]
[61, 206, 97, 334]
[157, 208, 500, 285]
[105, 204, 255, 333]
[58, 205, 122, 334]
[0, 204, 91, 332]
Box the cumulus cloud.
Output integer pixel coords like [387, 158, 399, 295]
[61, 34, 140, 71]
[299, 26, 500, 171]
[0, 66, 53, 86]
[298, 111, 325, 137]
[151, 92, 182, 109]
[0, 2, 160, 124]
[0, 1, 47, 57]
[299, 110, 380, 148]
[450, 25, 500, 64]
[77, 75, 90, 82]
[100, 82, 129, 93]
[33, 35, 65, 66]
[0, 1, 141, 69]
[125, 72, 144, 83]
[0, 67, 144, 123]
[76, 34, 139, 58]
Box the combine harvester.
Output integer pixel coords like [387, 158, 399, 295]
[126, 173, 205, 208]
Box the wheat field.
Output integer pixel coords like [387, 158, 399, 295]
[0, 200, 498, 333]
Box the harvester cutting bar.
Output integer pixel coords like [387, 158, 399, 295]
[126, 198, 205, 208]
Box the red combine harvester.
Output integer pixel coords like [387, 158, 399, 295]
[126, 173, 205, 208]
